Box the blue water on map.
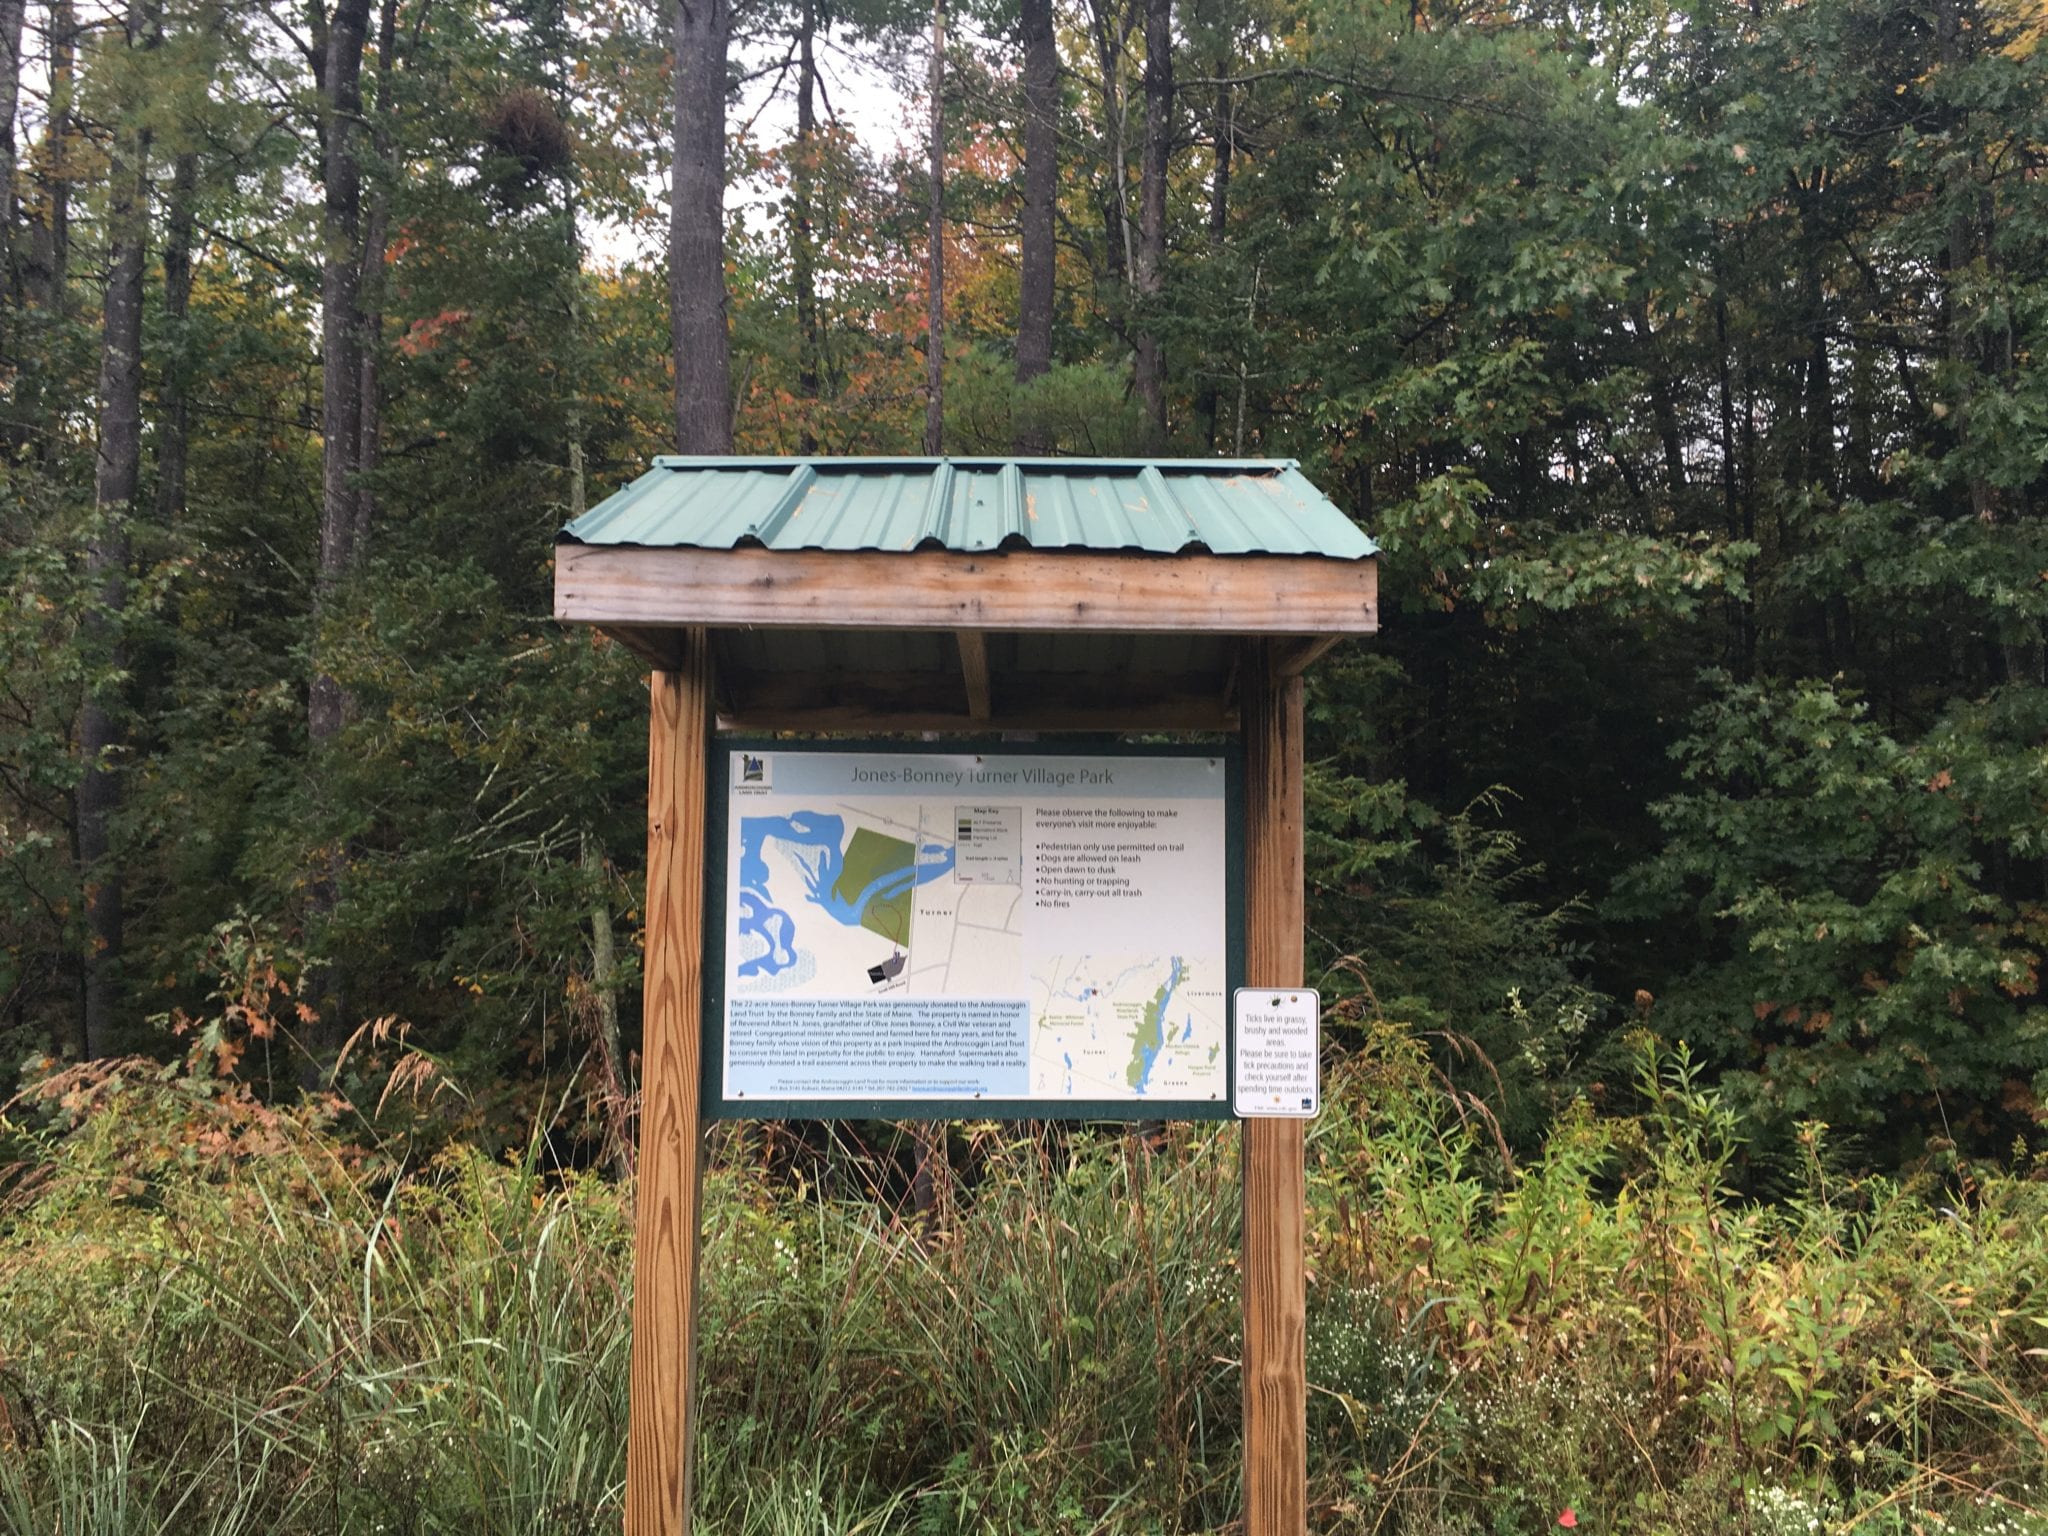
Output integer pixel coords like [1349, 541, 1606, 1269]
[735, 812, 955, 978]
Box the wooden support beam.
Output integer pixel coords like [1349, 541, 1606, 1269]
[599, 624, 689, 672]
[556, 545, 1378, 637]
[625, 636, 714, 1536]
[955, 630, 991, 719]
[1241, 641, 1307, 1536]
[1270, 634, 1345, 677]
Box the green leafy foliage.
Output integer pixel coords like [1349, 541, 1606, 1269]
[1615, 676, 2048, 1151]
[3, 0, 2043, 1171]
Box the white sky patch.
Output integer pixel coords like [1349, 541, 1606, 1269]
[583, 23, 935, 271]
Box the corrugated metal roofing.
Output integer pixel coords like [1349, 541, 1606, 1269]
[559, 457, 1377, 560]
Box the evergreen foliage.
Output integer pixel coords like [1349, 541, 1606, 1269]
[0, 0, 2041, 1157]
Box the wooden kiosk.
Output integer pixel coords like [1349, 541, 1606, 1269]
[552, 456, 1379, 1536]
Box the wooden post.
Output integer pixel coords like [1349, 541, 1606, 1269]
[625, 632, 714, 1536]
[1241, 641, 1307, 1535]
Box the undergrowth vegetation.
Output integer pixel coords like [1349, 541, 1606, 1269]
[2, 1025, 2043, 1535]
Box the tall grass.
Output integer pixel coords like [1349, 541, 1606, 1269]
[1, 1031, 2044, 1534]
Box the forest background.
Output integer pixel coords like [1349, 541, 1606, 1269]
[0, 0, 2045, 1529]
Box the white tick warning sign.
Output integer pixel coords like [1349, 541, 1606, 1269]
[1232, 988, 1321, 1119]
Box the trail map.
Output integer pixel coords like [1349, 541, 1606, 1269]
[721, 749, 1230, 1110]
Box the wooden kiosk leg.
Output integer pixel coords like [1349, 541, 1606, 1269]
[1242, 644, 1308, 1535]
[625, 633, 714, 1536]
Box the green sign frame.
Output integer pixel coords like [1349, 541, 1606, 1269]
[701, 736, 1246, 1121]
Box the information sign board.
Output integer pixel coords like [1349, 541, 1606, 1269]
[704, 741, 1243, 1119]
[1231, 988, 1321, 1119]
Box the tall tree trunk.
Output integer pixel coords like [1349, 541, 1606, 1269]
[150, 0, 227, 525]
[1632, 300, 1685, 497]
[1714, 291, 1752, 675]
[671, 0, 732, 453]
[26, 0, 73, 314]
[0, 0, 24, 314]
[1931, 0, 2033, 684]
[566, 163, 588, 522]
[1741, 334, 1760, 669]
[1204, 76, 1228, 245]
[152, 148, 198, 523]
[1935, 0, 1983, 514]
[1088, 0, 1135, 302]
[1013, 0, 1055, 452]
[1193, 68, 1229, 450]
[77, 0, 153, 1058]
[304, 0, 372, 1066]
[310, 0, 372, 752]
[353, 0, 395, 559]
[1132, 0, 1170, 440]
[1791, 172, 1833, 498]
[1233, 257, 1259, 455]
[354, 263, 380, 553]
[923, 0, 944, 455]
[792, 0, 819, 454]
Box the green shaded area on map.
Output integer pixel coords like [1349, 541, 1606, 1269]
[1123, 974, 1174, 1089]
[831, 826, 917, 946]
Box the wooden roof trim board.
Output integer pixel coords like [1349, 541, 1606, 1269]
[553, 545, 1380, 639]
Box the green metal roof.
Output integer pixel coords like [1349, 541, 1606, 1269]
[558, 457, 1377, 560]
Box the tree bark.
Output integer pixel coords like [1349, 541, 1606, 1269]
[1132, 0, 1170, 440]
[1791, 171, 1833, 498]
[1194, 68, 1229, 450]
[77, 0, 154, 1057]
[1935, 0, 1976, 490]
[25, 0, 73, 314]
[152, 148, 198, 523]
[671, 0, 732, 453]
[792, 0, 819, 454]
[923, 0, 944, 455]
[0, 0, 24, 313]
[353, 0, 395, 559]
[1631, 300, 1685, 497]
[302, 0, 372, 1067]
[310, 0, 372, 752]
[1013, 0, 1055, 452]
[152, 0, 227, 523]
[1931, 0, 2033, 684]
[1088, 0, 1136, 301]
[1714, 291, 1752, 675]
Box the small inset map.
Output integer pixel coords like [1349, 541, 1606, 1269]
[1030, 954, 1225, 1100]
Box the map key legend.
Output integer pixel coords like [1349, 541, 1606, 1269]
[953, 804, 1022, 884]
